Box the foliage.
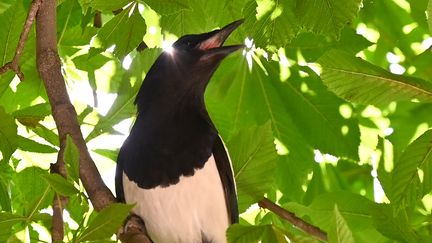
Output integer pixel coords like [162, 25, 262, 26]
[1, 0, 432, 242]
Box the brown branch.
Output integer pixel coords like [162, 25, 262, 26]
[34, 0, 150, 241]
[93, 11, 102, 28]
[0, 0, 42, 81]
[50, 156, 68, 242]
[36, 0, 115, 211]
[258, 198, 327, 242]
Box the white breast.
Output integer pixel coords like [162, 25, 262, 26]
[123, 155, 229, 243]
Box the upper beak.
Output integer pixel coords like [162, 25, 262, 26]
[198, 19, 244, 57]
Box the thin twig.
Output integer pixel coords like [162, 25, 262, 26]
[258, 198, 328, 241]
[50, 158, 68, 242]
[0, 0, 42, 80]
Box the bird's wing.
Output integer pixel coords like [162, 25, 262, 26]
[213, 135, 239, 223]
[115, 158, 125, 203]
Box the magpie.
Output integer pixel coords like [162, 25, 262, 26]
[115, 20, 243, 243]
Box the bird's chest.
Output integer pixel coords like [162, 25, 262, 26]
[122, 155, 229, 243]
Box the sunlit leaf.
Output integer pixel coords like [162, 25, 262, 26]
[77, 203, 133, 241]
[16, 135, 57, 153]
[0, 106, 17, 161]
[227, 224, 287, 243]
[318, 50, 432, 105]
[228, 122, 277, 213]
[297, 0, 361, 39]
[328, 205, 355, 243]
[79, 0, 132, 12]
[64, 135, 80, 183]
[390, 129, 432, 210]
[96, 4, 146, 58]
[41, 174, 79, 196]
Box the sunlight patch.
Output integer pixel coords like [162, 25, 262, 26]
[162, 40, 174, 54]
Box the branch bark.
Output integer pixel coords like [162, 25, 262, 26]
[34, 0, 150, 241]
[258, 198, 327, 241]
[36, 0, 115, 212]
[0, 0, 42, 80]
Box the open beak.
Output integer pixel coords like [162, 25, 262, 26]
[198, 19, 244, 58]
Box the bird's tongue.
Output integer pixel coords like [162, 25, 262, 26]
[198, 36, 222, 51]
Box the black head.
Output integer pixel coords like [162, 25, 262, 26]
[135, 20, 244, 110]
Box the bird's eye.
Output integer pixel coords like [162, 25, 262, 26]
[186, 41, 195, 48]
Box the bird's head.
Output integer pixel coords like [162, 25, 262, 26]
[136, 20, 243, 110]
[163, 19, 244, 89]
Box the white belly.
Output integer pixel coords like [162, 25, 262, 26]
[123, 155, 229, 243]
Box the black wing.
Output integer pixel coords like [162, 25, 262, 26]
[213, 136, 239, 223]
[115, 154, 125, 203]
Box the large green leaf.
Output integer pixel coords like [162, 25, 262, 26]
[328, 205, 355, 243]
[286, 192, 375, 232]
[144, 0, 191, 15]
[371, 204, 419, 242]
[227, 224, 287, 243]
[0, 1, 25, 67]
[79, 0, 132, 12]
[318, 50, 432, 105]
[228, 122, 277, 213]
[243, 0, 300, 48]
[206, 56, 316, 202]
[0, 106, 17, 161]
[0, 213, 26, 232]
[160, 0, 245, 39]
[77, 203, 133, 241]
[275, 64, 360, 160]
[296, 0, 361, 39]
[390, 129, 432, 210]
[96, 4, 146, 59]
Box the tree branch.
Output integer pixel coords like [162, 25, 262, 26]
[258, 198, 327, 242]
[34, 0, 150, 241]
[0, 0, 41, 80]
[36, 0, 115, 211]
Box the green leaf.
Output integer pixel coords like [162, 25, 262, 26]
[144, 0, 191, 15]
[277, 64, 360, 160]
[227, 224, 287, 243]
[286, 192, 375, 232]
[297, 0, 361, 39]
[328, 205, 355, 243]
[390, 129, 432, 210]
[0, 106, 17, 161]
[428, 0, 432, 34]
[16, 135, 57, 153]
[317, 50, 432, 105]
[228, 122, 278, 213]
[41, 174, 79, 196]
[12, 167, 52, 214]
[0, 213, 26, 231]
[64, 135, 80, 183]
[243, 0, 300, 48]
[0, 177, 10, 212]
[0, 1, 26, 67]
[371, 204, 419, 242]
[96, 4, 146, 59]
[12, 103, 51, 126]
[79, 0, 132, 12]
[77, 203, 133, 241]
[29, 124, 59, 147]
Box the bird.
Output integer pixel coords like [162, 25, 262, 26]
[115, 19, 243, 243]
